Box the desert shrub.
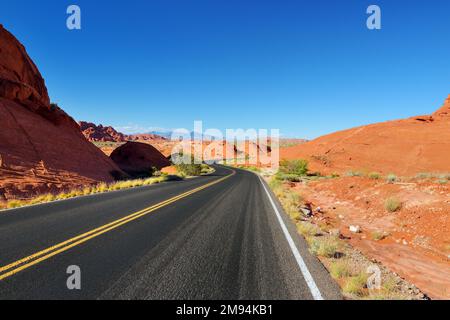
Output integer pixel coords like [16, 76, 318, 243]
[279, 159, 309, 176]
[285, 191, 302, 205]
[381, 276, 399, 297]
[343, 272, 369, 297]
[371, 230, 389, 241]
[269, 177, 282, 189]
[386, 174, 397, 183]
[329, 260, 352, 279]
[275, 173, 302, 182]
[368, 172, 381, 180]
[384, 197, 402, 212]
[297, 222, 321, 239]
[310, 237, 339, 258]
[200, 164, 214, 174]
[416, 172, 432, 180]
[175, 154, 203, 176]
[97, 183, 108, 193]
[30, 194, 56, 204]
[7, 200, 25, 209]
[283, 191, 303, 220]
[346, 170, 364, 177]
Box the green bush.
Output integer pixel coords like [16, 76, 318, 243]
[343, 273, 369, 297]
[275, 159, 309, 182]
[310, 237, 339, 258]
[275, 172, 302, 182]
[386, 174, 398, 183]
[279, 159, 309, 176]
[329, 260, 352, 279]
[175, 154, 203, 176]
[368, 172, 381, 180]
[384, 197, 402, 212]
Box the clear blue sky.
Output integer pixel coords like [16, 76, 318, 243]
[1, 0, 449, 138]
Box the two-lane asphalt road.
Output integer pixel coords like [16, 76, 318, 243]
[0, 166, 341, 300]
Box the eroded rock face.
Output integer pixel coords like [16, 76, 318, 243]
[0, 24, 49, 113]
[0, 25, 124, 200]
[79, 121, 128, 142]
[110, 142, 171, 177]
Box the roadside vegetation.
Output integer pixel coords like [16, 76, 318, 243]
[384, 197, 402, 212]
[174, 154, 214, 177]
[337, 169, 450, 186]
[1, 175, 169, 210]
[235, 165, 261, 173]
[92, 141, 125, 149]
[273, 159, 311, 182]
[267, 173, 418, 300]
[1, 162, 215, 211]
[221, 161, 426, 299]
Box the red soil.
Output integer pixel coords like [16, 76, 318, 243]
[279, 96, 450, 299]
[0, 25, 124, 201]
[292, 177, 450, 299]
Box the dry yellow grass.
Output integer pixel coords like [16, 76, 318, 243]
[2, 176, 171, 211]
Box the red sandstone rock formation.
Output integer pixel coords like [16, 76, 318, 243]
[110, 142, 171, 177]
[0, 25, 124, 201]
[281, 95, 450, 176]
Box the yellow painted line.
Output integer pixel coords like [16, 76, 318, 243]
[0, 170, 235, 281]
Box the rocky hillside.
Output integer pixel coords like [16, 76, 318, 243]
[281, 95, 450, 176]
[79, 121, 128, 142]
[0, 25, 124, 201]
[79, 122, 167, 143]
[127, 133, 167, 142]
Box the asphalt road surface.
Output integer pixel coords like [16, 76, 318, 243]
[0, 166, 341, 300]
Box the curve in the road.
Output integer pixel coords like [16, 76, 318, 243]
[0, 170, 235, 281]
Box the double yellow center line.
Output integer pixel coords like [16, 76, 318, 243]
[0, 170, 235, 281]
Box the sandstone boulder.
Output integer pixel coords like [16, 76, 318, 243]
[110, 142, 171, 177]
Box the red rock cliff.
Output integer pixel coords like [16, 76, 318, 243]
[0, 25, 124, 201]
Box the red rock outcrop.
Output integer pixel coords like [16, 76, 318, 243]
[0, 25, 124, 201]
[433, 94, 450, 119]
[79, 122, 167, 144]
[110, 142, 171, 177]
[281, 95, 450, 176]
[127, 133, 167, 142]
[79, 121, 128, 142]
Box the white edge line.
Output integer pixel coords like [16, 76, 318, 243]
[258, 175, 324, 300]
